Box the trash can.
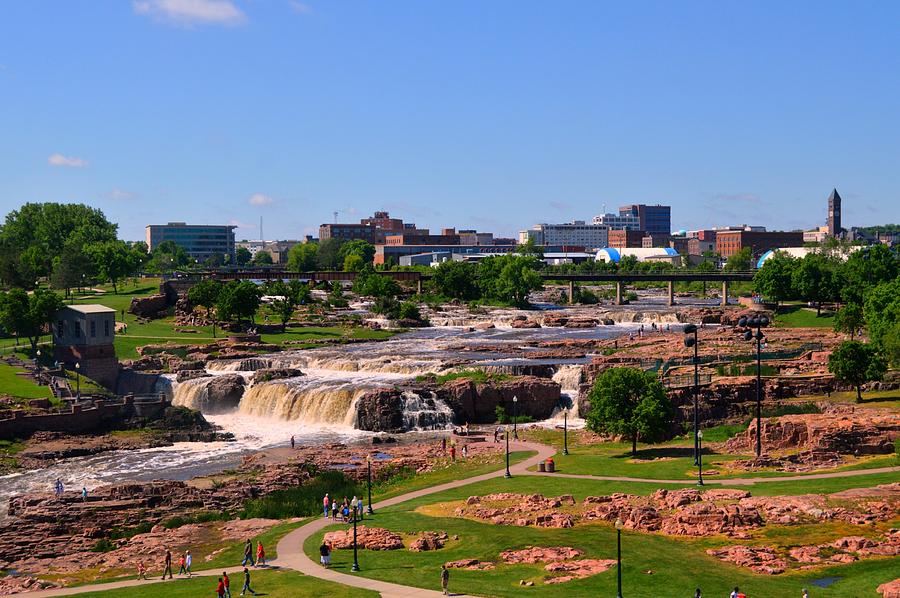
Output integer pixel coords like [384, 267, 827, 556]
[546, 458, 555, 473]
[538, 462, 546, 472]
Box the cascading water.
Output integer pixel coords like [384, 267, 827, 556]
[207, 357, 275, 372]
[238, 379, 365, 427]
[552, 364, 584, 392]
[171, 376, 211, 410]
[401, 391, 453, 431]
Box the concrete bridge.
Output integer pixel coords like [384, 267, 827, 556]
[172, 269, 755, 306]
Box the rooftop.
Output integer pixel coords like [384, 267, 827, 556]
[66, 304, 116, 314]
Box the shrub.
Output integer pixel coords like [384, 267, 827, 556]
[241, 471, 362, 520]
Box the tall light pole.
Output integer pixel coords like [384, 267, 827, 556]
[683, 324, 700, 465]
[504, 424, 511, 479]
[351, 500, 360, 572]
[512, 395, 519, 440]
[696, 430, 704, 486]
[738, 315, 769, 458]
[75, 362, 81, 399]
[366, 454, 374, 515]
[615, 517, 624, 598]
[35, 349, 42, 384]
[562, 407, 569, 456]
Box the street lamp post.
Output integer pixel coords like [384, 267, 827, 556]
[738, 315, 769, 458]
[504, 425, 511, 478]
[75, 362, 81, 399]
[697, 430, 704, 486]
[563, 407, 569, 456]
[35, 349, 42, 384]
[615, 517, 624, 598]
[351, 501, 360, 572]
[683, 324, 700, 465]
[512, 395, 519, 440]
[366, 455, 374, 515]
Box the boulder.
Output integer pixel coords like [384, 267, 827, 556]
[323, 526, 403, 551]
[878, 578, 900, 598]
[250, 368, 304, 385]
[128, 294, 169, 318]
[436, 376, 561, 423]
[408, 531, 448, 552]
[176, 370, 212, 383]
[501, 546, 583, 564]
[355, 388, 405, 433]
[204, 374, 246, 413]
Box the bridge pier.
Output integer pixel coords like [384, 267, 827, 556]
[721, 280, 729, 307]
[568, 280, 575, 304]
[667, 280, 675, 306]
[417, 278, 423, 295]
[615, 281, 623, 305]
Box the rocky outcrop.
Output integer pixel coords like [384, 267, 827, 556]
[204, 374, 246, 413]
[445, 559, 495, 570]
[501, 546, 583, 564]
[128, 294, 169, 318]
[544, 559, 618, 584]
[323, 526, 404, 551]
[436, 376, 561, 423]
[706, 545, 788, 575]
[355, 388, 405, 433]
[408, 531, 448, 552]
[879, 578, 900, 598]
[176, 370, 211, 383]
[250, 368, 304, 385]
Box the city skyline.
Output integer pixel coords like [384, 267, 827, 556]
[2, 1, 900, 241]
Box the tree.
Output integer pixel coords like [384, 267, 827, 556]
[235, 246, 252, 266]
[187, 279, 222, 333]
[791, 253, 839, 315]
[517, 238, 544, 258]
[881, 321, 900, 368]
[264, 280, 301, 332]
[287, 242, 319, 272]
[431, 260, 479, 300]
[585, 367, 674, 455]
[828, 340, 887, 403]
[343, 253, 365, 272]
[252, 251, 273, 266]
[0, 288, 65, 351]
[353, 267, 401, 298]
[724, 248, 752, 272]
[317, 238, 345, 270]
[477, 254, 542, 307]
[340, 240, 376, 265]
[863, 276, 900, 351]
[833, 302, 865, 339]
[216, 281, 262, 325]
[84, 240, 137, 294]
[146, 241, 190, 273]
[51, 250, 94, 298]
[840, 244, 899, 304]
[753, 253, 796, 306]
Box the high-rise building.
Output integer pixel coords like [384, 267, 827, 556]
[827, 188, 842, 237]
[618, 204, 671, 235]
[146, 222, 236, 262]
[518, 221, 608, 249]
[591, 212, 640, 230]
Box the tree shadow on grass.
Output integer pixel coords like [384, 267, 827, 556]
[610, 447, 726, 460]
[860, 394, 900, 404]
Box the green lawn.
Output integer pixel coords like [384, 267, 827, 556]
[75, 569, 376, 598]
[773, 304, 836, 328]
[303, 473, 900, 598]
[0, 362, 52, 399]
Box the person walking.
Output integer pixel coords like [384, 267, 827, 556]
[319, 541, 331, 567]
[240, 567, 257, 596]
[331, 499, 339, 520]
[177, 552, 186, 576]
[802, 590, 809, 598]
[256, 541, 266, 566]
[242, 539, 255, 567]
[462, 444, 468, 459]
[162, 548, 173, 579]
[695, 589, 701, 598]
[323, 493, 330, 518]
[290, 435, 295, 449]
[184, 550, 193, 577]
[216, 577, 226, 598]
[54, 478, 63, 497]
[223, 571, 232, 598]
[137, 561, 147, 580]
[440, 564, 449, 595]
[81, 486, 88, 501]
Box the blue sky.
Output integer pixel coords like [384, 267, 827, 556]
[1, 1, 899, 241]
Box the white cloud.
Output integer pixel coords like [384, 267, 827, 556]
[288, 1, 312, 14]
[133, 0, 246, 27]
[248, 193, 274, 206]
[48, 153, 88, 168]
[105, 188, 138, 201]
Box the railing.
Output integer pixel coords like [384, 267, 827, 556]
[663, 373, 713, 388]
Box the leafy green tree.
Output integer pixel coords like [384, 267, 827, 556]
[252, 251, 273, 266]
[517, 238, 544, 258]
[51, 250, 95, 298]
[316, 238, 345, 270]
[235, 246, 252, 266]
[431, 260, 479, 300]
[353, 267, 401, 298]
[339, 240, 376, 265]
[791, 253, 839, 315]
[146, 241, 190, 273]
[828, 340, 887, 403]
[881, 321, 900, 368]
[0, 288, 65, 351]
[187, 279, 222, 322]
[476, 254, 542, 306]
[264, 280, 301, 332]
[863, 276, 900, 350]
[204, 253, 224, 268]
[84, 240, 137, 294]
[343, 253, 365, 272]
[289, 279, 312, 305]
[840, 244, 899, 304]
[286, 242, 319, 272]
[617, 255, 640, 273]
[216, 281, 262, 325]
[833, 302, 865, 340]
[398, 301, 423, 322]
[585, 367, 674, 455]
[724, 248, 752, 272]
[753, 253, 796, 306]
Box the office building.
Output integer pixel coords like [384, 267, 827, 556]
[619, 204, 671, 235]
[591, 212, 640, 230]
[715, 230, 804, 259]
[146, 223, 236, 262]
[642, 233, 672, 248]
[320, 211, 425, 243]
[518, 221, 608, 249]
[607, 229, 646, 249]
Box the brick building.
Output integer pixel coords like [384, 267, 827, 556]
[608, 229, 646, 249]
[715, 230, 804, 259]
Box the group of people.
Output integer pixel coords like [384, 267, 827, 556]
[322, 493, 365, 522]
[692, 587, 809, 597]
[215, 569, 257, 597]
[241, 539, 267, 567]
[160, 547, 193, 578]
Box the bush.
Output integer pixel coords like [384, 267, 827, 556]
[241, 470, 362, 520]
[397, 301, 422, 321]
[162, 510, 230, 529]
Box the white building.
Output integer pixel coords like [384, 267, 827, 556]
[518, 221, 608, 249]
[756, 246, 860, 268]
[596, 247, 681, 265]
[591, 213, 640, 230]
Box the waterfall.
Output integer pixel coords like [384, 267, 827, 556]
[552, 364, 584, 391]
[207, 357, 274, 372]
[288, 354, 446, 375]
[238, 380, 367, 427]
[400, 390, 453, 430]
[171, 377, 212, 410]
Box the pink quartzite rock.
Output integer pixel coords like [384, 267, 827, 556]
[323, 526, 404, 551]
[878, 578, 900, 598]
[706, 545, 787, 575]
[444, 559, 495, 570]
[500, 546, 583, 564]
[543, 559, 618, 584]
[408, 531, 449, 552]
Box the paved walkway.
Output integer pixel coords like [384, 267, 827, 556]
[23, 440, 900, 598]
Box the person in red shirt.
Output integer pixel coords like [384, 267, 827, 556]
[223, 571, 232, 598]
[256, 541, 266, 566]
[216, 577, 225, 598]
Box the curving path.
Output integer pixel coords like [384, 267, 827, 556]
[23, 440, 900, 598]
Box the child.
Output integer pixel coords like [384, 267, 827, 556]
[256, 541, 266, 566]
[137, 561, 147, 580]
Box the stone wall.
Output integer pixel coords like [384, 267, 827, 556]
[435, 376, 561, 423]
[0, 396, 169, 440]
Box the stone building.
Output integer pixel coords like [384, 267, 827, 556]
[53, 305, 119, 390]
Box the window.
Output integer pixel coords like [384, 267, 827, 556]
[57, 320, 64, 337]
[90, 320, 96, 337]
[74, 321, 81, 338]
[104, 319, 110, 337]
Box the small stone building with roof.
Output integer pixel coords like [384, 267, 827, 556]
[53, 305, 119, 389]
